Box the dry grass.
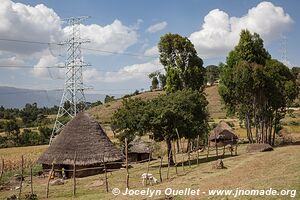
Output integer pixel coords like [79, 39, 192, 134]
[0, 145, 47, 171]
[0, 145, 299, 199]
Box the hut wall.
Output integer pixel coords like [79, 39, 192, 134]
[42, 161, 122, 178]
[128, 153, 150, 162]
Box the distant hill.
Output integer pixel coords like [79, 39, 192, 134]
[88, 85, 225, 124]
[0, 86, 121, 108]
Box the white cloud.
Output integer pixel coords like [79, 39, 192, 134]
[0, 0, 138, 56]
[189, 1, 293, 58]
[64, 20, 138, 54]
[144, 45, 159, 56]
[84, 59, 163, 83]
[146, 21, 167, 33]
[0, 0, 62, 55]
[32, 53, 64, 79]
[0, 55, 25, 67]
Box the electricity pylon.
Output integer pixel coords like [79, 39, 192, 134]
[50, 16, 90, 144]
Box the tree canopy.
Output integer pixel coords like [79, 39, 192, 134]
[219, 30, 298, 145]
[112, 89, 209, 164]
[158, 33, 205, 92]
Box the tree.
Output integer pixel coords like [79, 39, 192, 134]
[39, 126, 52, 144]
[158, 74, 167, 89]
[112, 90, 209, 165]
[4, 120, 20, 144]
[219, 30, 298, 144]
[151, 76, 159, 90]
[20, 103, 40, 126]
[104, 95, 115, 103]
[205, 65, 220, 85]
[158, 33, 205, 92]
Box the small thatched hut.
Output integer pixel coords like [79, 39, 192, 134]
[37, 112, 123, 178]
[128, 137, 152, 162]
[209, 121, 238, 147]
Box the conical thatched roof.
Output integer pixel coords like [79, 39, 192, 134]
[209, 121, 238, 141]
[37, 112, 123, 166]
[129, 137, 152, 154]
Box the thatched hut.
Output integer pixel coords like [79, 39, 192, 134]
[128, 137, 152, 162]
[37, 112, 123, 178]
[209, 121, 238, 147]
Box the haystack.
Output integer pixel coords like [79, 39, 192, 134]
[209, 121, 238, 147]
[128, 137, 152, 162]
[37, 112, 123, 177]
[246, 143, 273, 153]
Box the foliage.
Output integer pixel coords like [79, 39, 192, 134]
[148, 71, 166, 90]
[219, 29, 299, 145]
[112, 89, 209, 164]
[104, 95, 115, 103]
[158, 33, 205, 93]
[205, 65, 220, 85]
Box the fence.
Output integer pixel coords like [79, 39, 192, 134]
[0, 140, 238, 199]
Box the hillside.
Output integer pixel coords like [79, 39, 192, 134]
[88, 85, 224, 124]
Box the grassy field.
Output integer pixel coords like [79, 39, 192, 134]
[0, 145, 299, 199]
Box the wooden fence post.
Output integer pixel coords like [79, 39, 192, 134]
[167, 148, 171, 180]
[0, 158, 4, 181]
[30, 167, 33, 195]
[125, 138, 129, 189]
[18, 155, 24, 199]
[172, 142, 178, 175]
[73, 152, 77, 197]
[145, 153, 151, 186]
[104, 162, 108, 192]
[159, 156, 162, 183]
[206, 140, 210, 160]
[215, 135, 218, 157]
[188, 142, 191, 168]
[197, 135, 199, 166]
[46, 163, 54, 198]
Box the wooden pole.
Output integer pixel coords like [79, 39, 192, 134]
[188, 142, 191, 168]
[73, 152, 77, 197]
[197, 135, 199, 166]
[46, 163, 54, 198]
[104, 163, 108, 192]
[175, 128, 183, 153]
[0, 158, 4, 181]
[30, 167, 33, 195]
[167, 148, 171, 180]
[235, 145, 238, 156]
[18, 155, 24, 199]
[125, 138, 129, 189]
[159, 156, 162, 183]
[215, 134, 218, 157]
[206, 140, 210, 160]
[223, 145, 226, 156]
[172, 141, 178, 175]
[181, 151, 185, 173]
[145, 153, 151, 186]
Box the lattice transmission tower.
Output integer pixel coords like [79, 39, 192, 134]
[50, 16, 90, 144]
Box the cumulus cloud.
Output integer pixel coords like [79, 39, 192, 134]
[189, 1, 293, 58]
[32, 53, 64, 79]
[84, 59, 163, 83]
[0, 0, 138, 56]
[146, 21, 167, 33]
[67, 20, 138, 54]
[0, 55, 25, 67]
[0, 0, 62, 55]
[144, 45, 159, 56]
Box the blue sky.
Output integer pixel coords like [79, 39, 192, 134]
[0, 0, 299, 95]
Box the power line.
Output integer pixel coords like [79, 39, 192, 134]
[0, 37, 158, 59]
[0, 65, 164, 74]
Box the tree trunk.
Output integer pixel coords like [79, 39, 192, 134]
[166, 139, 174, 165]
[176, 139, 180, 153]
